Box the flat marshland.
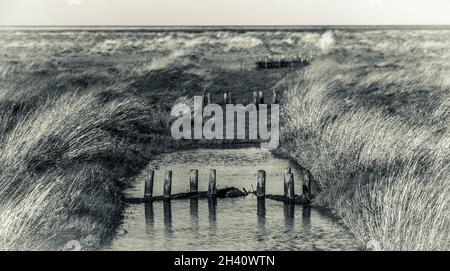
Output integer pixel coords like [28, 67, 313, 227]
[0, 27, 449, 250]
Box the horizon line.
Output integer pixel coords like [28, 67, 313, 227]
[1, 24, 450, 28]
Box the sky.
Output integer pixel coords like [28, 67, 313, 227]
[1, 0, 450, 26]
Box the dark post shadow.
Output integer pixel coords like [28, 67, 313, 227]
[144, 202, 154, 234]
[257, 198, 266, 223]
[302, 205, 311, 226]
[163, 199, 172, 237]
[190, 198, 199, 233]
[208, 197, 217, 231]
[256, 198, 266, 241]
[283, 202, 295, 231]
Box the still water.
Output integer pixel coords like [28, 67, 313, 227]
[103, 147, 359, 251]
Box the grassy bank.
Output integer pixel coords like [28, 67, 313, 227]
[280, 57, 450, 250]
[0, 30, 287, 250]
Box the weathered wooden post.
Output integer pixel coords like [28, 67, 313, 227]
[265, 56, 268, 69]
[223, 92, 228, 105]
[163, 170, 172, 198]
[306, 171, 312, 198]
[253, 91, 258, 105]
[286, 173, 295, 200]
[206, 92, 212, 105]
[227, 92, 232, 104]
[257, 170, 266, 198]
[272, 90, 278, 104]
[208, 169, 217, 197]
[283, 167, 292, 197]
[144, 169, 155, 200]
[190, 169, 199, 193]
[258, 91, 264, 104]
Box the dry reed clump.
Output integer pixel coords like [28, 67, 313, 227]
[0, 90, 170, 250]
[280, 59, 450, 251]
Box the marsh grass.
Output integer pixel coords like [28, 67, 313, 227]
[280, 58, 450, 250]
[0, 89, 174, 249]
[2, 28, 450, 251]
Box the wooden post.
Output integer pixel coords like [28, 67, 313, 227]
[163, 170, 172, 198]
[206, 92, 211, 105]
[223, 92, 228, 105]
[286, 173, 295, 200]
[265, 57, 268, 69]
[227, 92, 232, 104]
[257, 170, 266, 198]
[283, 167, 292, 197]
[190, 169, 198, 193]
[272, 90, 278, 104]
[306, 171, 312, 198]
[258, 91, 264, 104]
[144, 169, 155, 200]
[208, 169, 217, 197]
[253, 91, 258, 105]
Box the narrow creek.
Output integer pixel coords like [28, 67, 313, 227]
[102, 147, 359, 251]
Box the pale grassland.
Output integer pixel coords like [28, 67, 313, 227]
[1, 28, 450, 250]
[0, 90, 172, 249]
[280, 58, 450, 250]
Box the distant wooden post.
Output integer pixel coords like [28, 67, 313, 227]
[257, 170, 266, 198]
[144, 169, 155, 200]
[286, 173, 295, 200]
[190, 169, 199, 193]
[265, 57, 268, 69]
[283, 167, 292, 197]
[206, 92, 212, 105]
[163, 170, 172, 198]
[223, 92, 228, 105]
[253, 91, 258, 105]
[306, 171, 312, 198]
[208, 169, 217, 197]
[258, 91, 264, 104]
[272, 90, 278, 104]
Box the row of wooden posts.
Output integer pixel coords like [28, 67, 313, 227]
[144, 169, 217, 200]
[202, 90, 279, 106]
[256, 55, 311, 70]
[144, 167, 311, 200]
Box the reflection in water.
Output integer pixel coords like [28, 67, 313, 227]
[163, 200, 172, 237]
[106, 148, 359, 251]
[190, 199, 199, 232]
[208, 198, 217, 231]
[144, 202, 154, 234]
[257, 198, 266, 218]
[190, 199, 199, 239]
[302, 205, 311, 226]
[256, 198, 266, 241]
[284, 203, 295, 230]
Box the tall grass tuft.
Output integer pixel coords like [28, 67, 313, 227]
[280, 59, 450, 250]
[0, 90, 171, 250]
